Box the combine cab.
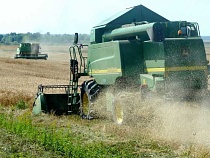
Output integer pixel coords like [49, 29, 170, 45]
[14, 43, 48, 60]
[33, 5, 210, 124]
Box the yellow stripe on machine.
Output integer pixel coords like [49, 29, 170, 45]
[166, 66, 207, 71]
[147, 68, 165, 72]
[147, 66, 207, 73]
[91, 68, 122, 74]
[92, 66, 207, 74]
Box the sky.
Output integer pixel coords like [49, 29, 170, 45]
[1, 0, 210, 35]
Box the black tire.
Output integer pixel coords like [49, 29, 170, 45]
[80, 80, 100, 119]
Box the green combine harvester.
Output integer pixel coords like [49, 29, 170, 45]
[14, 43, 48, 60]
[33, 5, 210, 124]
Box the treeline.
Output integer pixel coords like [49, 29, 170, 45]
[0, 32, 90, 45]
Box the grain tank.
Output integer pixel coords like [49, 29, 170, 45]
[32, 5, 210, 124]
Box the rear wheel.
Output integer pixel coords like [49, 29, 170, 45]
[112, 94, 124, 124]
[105, 80, 132, 125]
[112, 92, 132, 125]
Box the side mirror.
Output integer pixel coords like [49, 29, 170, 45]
[74, 33, 78, 44]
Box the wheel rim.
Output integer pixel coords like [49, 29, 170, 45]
[82, 92, 89, 115]
[106, 91, 114, 112]
[114, 100, 123, 124]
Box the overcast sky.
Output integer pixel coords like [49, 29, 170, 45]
[1, 0, 210, 35]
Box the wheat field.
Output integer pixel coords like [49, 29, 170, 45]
[0, 44, 210, 157]
[0, 45, 73, 106]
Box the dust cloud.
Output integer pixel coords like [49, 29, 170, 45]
[152, 100, 210, 146]
[93, 88, 210, 147]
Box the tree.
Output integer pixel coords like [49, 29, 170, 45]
[0, 34, 3, 42]
[0, 32, 90, 45]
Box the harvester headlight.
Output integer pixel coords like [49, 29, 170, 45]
[178, 30, 182, 35]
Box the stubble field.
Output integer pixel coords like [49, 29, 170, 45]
[0, 44, 210, 157]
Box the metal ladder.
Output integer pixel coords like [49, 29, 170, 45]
[67, 43, 87, 114]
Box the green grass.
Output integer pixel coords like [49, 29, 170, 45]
[0, 108, 175, 157]
[0, 114, 171, 157]
[0, 101, 210, 157]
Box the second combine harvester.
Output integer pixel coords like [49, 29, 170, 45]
[33, 5, 210, 124]
[14, 43, 48, 60]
